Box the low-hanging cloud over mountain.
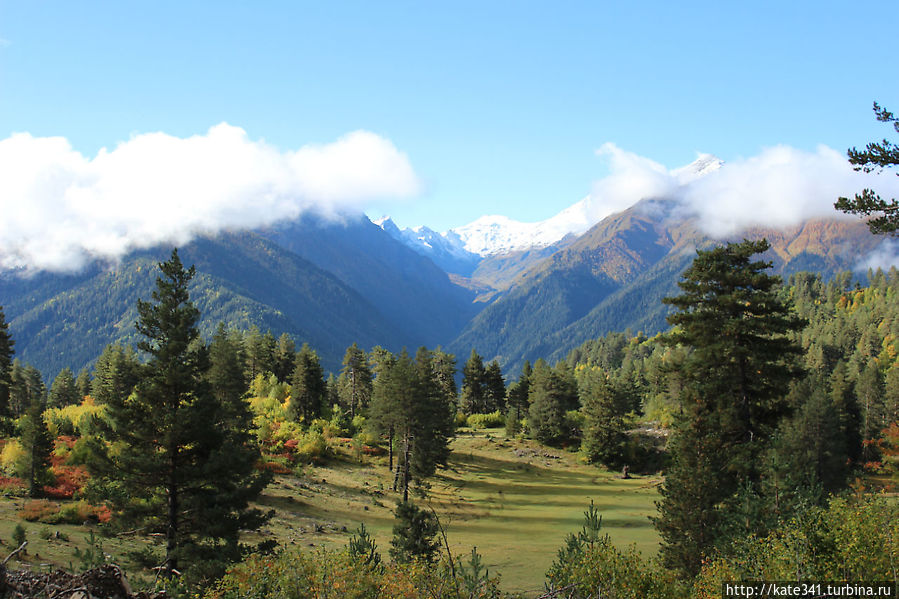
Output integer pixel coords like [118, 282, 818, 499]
[0, 124, 420, 272]
[585, 142, 899, 239]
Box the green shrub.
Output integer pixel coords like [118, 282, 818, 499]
[466, 411, 505, 430]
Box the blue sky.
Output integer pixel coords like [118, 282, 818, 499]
[1, 1, 897, 240]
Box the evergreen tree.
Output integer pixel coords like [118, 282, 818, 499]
[288, 343, 325, 424]
[460, 349, 487, 415]
[368, 348, 401, 472]
[10, 362, 45, 418]
[369, 348, 454, 501]
[654, 239, 804, 576]
[91, 345, 141, 405]
[273, 332, 296, 383]
[19, 397, 54, 498]
[244, 326, 276, 380]
[48, 367, 80, 408]
[770, 381, 848, 506]
[856, 359, 886, 456]
[338, 342, 372, 418]
[0, 306, 13, 420]
[389, 501, 439, 564]
[95, 249, 267, 579]
[579, 368, 630, 468]
[483, 360, 506, 413]
[430, 348, 458, 408]
[834, 102, 899, 235]
[527, 360, 578, 446]
[208, 324, 249, 407]
[505, 361, 531, 435]
[74, 369, 92, 400]
[408, 347, 455, 489]
[830, 362, 862, 465]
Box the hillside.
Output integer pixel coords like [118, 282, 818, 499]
[1, 231, 405, 376]
[449, 200, 884, 372]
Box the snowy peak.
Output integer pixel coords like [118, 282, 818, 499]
[376, 216, 481, 275]
[452, 198, 593, 256]
[377, 153, 724, 265]
[672, 153, 723, 184]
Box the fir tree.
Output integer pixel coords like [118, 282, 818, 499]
[48, 368, 80, 408]
[91, 345, 141, 405]
[527, 360, 578, 446]
[483, 360, 506, 413]
[19, 397, 54, 498]
[654, 239, 804, 576]
[0, 306, 13, 420]
[505, 361, 531, 436]
[579, 368, 630, 468]
[273, 332, 296, 383]
[460, 349, 487, 415]
[74, 369, 92, 401]
[95, 249, 267, 579]
[389, 501, 439, 564]
[338, 342, 372, 418]
[288, 343, 325, 424]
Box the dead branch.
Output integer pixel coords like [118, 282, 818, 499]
[2, 541, 27, 565]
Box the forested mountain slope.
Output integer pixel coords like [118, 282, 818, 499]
[450, 199, 884, 373]
[261, 214, 479, 347]
[1, 231, 404, 377]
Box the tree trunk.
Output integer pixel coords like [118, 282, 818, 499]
[388, 426, 394, 472]
[402, 434, 411, 503]
[166, 454, 178, 576]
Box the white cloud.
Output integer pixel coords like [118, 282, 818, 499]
[586, 142, 899, 240]
[0, 124, 420, 272]
[856, 238, 899, 271]
[585, 143, 678, 222]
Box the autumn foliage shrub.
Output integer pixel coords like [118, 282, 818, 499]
[19, 499, 111, 524]
[207, 546, 503, 599]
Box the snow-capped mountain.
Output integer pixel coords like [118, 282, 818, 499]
[377, 154, 724, 269]
[375, 217, 481, 275]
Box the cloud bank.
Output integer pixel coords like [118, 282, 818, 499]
[585, 143, 899, 241]
[0, 124, 420, 272]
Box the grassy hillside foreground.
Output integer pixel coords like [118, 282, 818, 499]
[0, 429, 660, 595]
[250, 429, 660, 594]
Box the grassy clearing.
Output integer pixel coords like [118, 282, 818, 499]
[0, 429, 661, 595]
[249, 428, 661, 595]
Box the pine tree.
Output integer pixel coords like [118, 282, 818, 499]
[389, 501, 439, 564]
[0, 306, 13, 420]
[91, 345, 141, 405]
[527, 360, 578, 446]
[273, 333, 296, 383]
[19, 397, 54, 498]
[483, 360, 506, 413]
[505, 361, 531, 436]
[48, 368, 80, 408]
[95, 249, 267, 579]
[338, 343, 372, 418]
[460, 349, 487, 415]
[10, 363, 45, 418]
[244, 326, 276, 380]
[654, 239, 804, 576]
[288, 343, 325, 425]
[579, 367, 629, 468]
[74, 369, 92, 401]
[834, 102, 899, 235]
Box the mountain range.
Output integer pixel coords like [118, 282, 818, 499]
[0, 156, 887, 379]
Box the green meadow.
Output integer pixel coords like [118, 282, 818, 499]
[0, 429, 660, 595]
[254, 429, 661, 595]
